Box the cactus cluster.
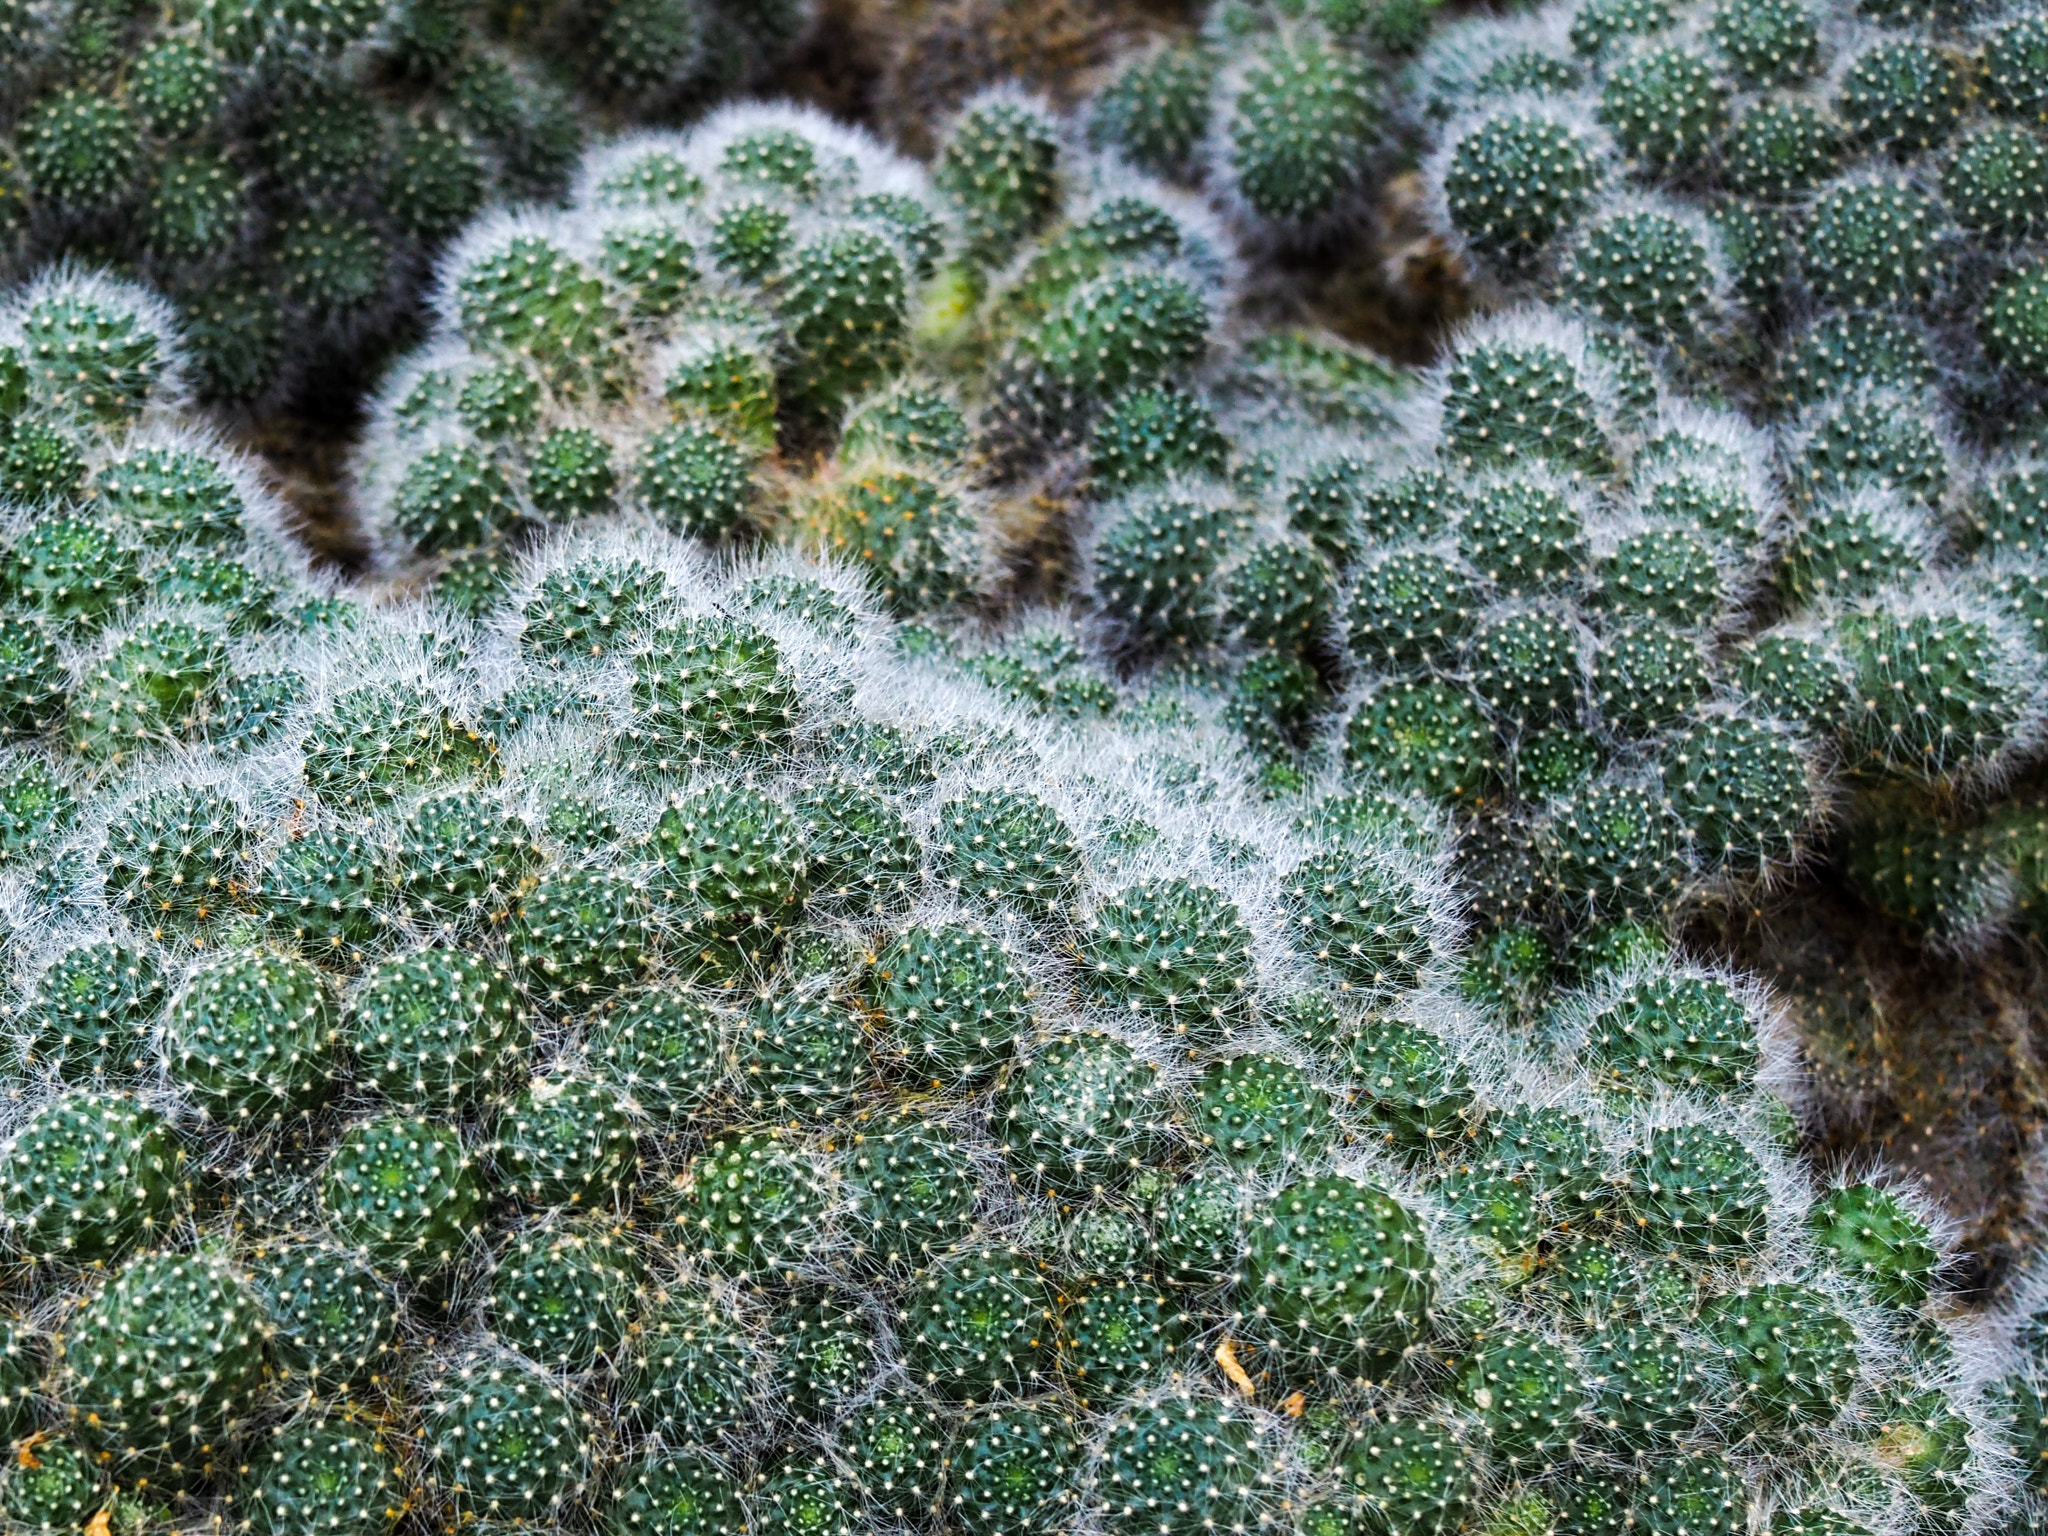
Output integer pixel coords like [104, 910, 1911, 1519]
[0, 0, 813, 416]
[5, 39, 2048, 1536]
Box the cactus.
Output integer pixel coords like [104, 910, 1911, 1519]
[60, 1250, 269, 1483]
[99, 782, 250, 938]
[606, 1450, 747, 1536]
[418, 1349, 596, 1523]
[0, 1090, 185, 1264]
[1089, 387, 1231, 491]
[1439, 110, 1604, 270]
[246, 1234, 401, 1391]
[510, 865, 659, 1006]
[488, 1219, 643, 1372]
[585, 985, 726, 1124]
[163, 947, 339, 1130]
[1088, 44, 1219, 180]
[491, 1073, 640, 1208]
[1074, 878, 1257, 1041]
[935, 95, 1062, 267]
[1626, 1123, 1768, 1259]
[649, 780, 809, 978]
[3, 1439, 110, 1532]
[901, 1245, 1058, 1400]
[319, 1113, 486, 1274]
[1222, 28, 1378, 229]
[674, 1129, 834, 1280]
[15, 940, 163, 1082]
[242, 1416, 402, 1536]
[1001, 1032, 1171, 1198]
[1808, 1181, 1939, 1307]
[1702, 1283, 1859, 1428]
[1240, 1172, 1436, 1381]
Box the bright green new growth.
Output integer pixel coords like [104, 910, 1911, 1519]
[3, 1438, 107, 1532]
[1809, 1181, 1939, 1307]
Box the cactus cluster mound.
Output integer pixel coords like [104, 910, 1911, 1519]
[0, 473, 2009, 1532]
[3, 52, 2048, 1536]
[1397, 0, 2048, 968]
